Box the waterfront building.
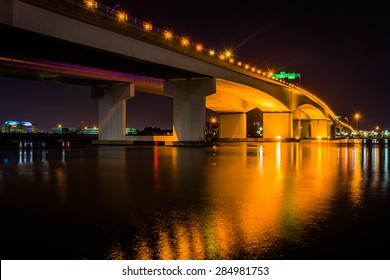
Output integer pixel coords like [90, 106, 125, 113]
[79, 127, 99, 135]
[52, 126, 77, 134]
[1, 120, 36, 133]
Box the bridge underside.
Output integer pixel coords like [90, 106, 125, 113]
[91, 79, 334, 144]
[206, 79, 333, 140]
[0, 54, 334, 143]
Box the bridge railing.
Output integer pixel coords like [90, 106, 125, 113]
[59, 0, 336, 119]
[65, 2, 288, 82]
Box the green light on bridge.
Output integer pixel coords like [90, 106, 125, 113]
[272, 71, 301, 80]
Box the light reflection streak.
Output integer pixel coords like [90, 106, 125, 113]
[157, 231, 174, 259]
[382, 148, 389, 188]
[345, 146, 362, 208]
[174, 224, 191, 259]
[276, 142, 281, 169]
[153, 143, 160, 187]
[107, 243, 126, 260]
[55, 168, 68, 213]
[212, 212, 236, 259]
[258, 145, 263, 168]
[135, 241, 153, 260]
[371, 147, 380, 188]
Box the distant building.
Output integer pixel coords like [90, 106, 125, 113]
[126, 128, 138, 135]
[1, 121, 36, 133]
[79, 127, 99, 135]
[52, 126, 77, 134]
[205, 121, 219, 139]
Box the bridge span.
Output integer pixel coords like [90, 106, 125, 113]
[0, 0, 346, 145]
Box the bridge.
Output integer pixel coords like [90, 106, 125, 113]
[0, 0, 352, 145]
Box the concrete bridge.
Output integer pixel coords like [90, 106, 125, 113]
[0, 0, 346, 145]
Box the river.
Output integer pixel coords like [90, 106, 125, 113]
[1, 140, 389, 260]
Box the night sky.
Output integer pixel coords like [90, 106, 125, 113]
[0, 0, 389, 132]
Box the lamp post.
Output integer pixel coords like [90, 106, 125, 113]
[354, 113, 360, 131]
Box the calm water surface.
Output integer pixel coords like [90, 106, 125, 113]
[1, 140, 389, 260]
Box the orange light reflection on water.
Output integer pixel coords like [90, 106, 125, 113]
[127, 142, 385, 259]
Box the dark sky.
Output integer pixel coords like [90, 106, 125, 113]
[1, 0, 389, 132]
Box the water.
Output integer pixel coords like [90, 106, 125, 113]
[1, 140, 389, 260]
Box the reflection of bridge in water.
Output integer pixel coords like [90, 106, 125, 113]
[1, 0, 353, 145]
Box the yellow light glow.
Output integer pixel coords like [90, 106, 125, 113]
[275, 136, 281, 140]
[163, 31, 173, 40]
[117, 12, 128, 22]
[58, 124, 62, 128]
[208, 50, 215, 56]
[251, 67, 256, 72]
[229, 58, 234, 63]
[237, 61, 242, 67]
[224, 50, 232, 58]
[219, 54, 226, 60]
[181, 37, 189, 47]
[195, 44, 203, 52]
[85, 0, 97, 9]
[143, 22, 152, 31]
[244, 64, 250, 70]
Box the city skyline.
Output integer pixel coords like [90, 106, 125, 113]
[0, 0, 389, 132]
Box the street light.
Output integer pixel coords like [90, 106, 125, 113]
[354, 113, 360, 131]
[375, 126, 380, 137]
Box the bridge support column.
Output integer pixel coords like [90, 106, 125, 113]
[165, 78, 216, 145]
[263, 112, 293, 140]
[293, 119, 301, 139]
[310, 119, 329, 139]
[92, 83, 134, 141]
[218, 113, 247, 139]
